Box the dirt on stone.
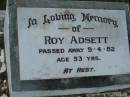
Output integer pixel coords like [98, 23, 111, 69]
[0, 57, 9, 97]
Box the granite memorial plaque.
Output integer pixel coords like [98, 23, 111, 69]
[4, 0, 130, 97]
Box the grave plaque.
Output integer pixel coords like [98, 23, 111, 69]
[17, 8, 130, 80]
[5, 0, 130, 97]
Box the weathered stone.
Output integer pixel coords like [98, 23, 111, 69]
[4, 0, 130, 97]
